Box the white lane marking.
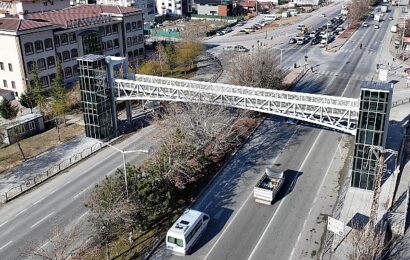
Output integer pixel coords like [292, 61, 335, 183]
[15, 208, 28, 217]
[289, 135, 344, 260]
[30, 212, 55, 229]
[0, 220, 8, 228]
[204, 127, 300, 260]
[78, 210, 89, 221]
[72, 185, 92, 200]
[248, 130, 323, 260]
[33, 197, 45, 205]
[0, 241, 13, 250]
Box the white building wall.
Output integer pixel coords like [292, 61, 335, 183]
[292, 0, 321, 5]
[0, 33, 26, 97]
[122, 14, 145, 65]
[97, 0, 155, 21]
[156, 0, 181, 16]
[15, 0, 71, 15]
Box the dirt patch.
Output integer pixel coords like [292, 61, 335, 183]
[0, 123, 85, 173]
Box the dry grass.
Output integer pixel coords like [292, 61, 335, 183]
[258, 15, 306, 33]
[0, 123, 84, 173]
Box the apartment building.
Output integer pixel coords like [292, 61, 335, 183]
[156, 0, 191, 16]
[97, 0, 155, 21]
[0, 0, 71, 15]
[0, 5, 144, 97]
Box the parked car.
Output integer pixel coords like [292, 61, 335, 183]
[363, 22, 369, 27]
[253, 24, 262, 30]
[311, 37, 321, 45]
[216, 31, 224, 36]
[321, 13, 326, 17]
[388, 16, 393, 20]
[374, 24, 380, 29]
[309, 31, 317, 38]
[289, 38, 297, 44]
[234, 45, 249, 52]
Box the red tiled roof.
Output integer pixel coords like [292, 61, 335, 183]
[0, 17, 53, 31]
[239, 1, 256, 7]
[26, 5, 142, 28]
[0, 5, 142, 31]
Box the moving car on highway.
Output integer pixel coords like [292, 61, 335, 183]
[289, 38, 297, 44]
[166, 209, 210, 255]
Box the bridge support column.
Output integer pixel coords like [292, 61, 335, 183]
[350, 82, 393, 190]
[126, 101, 132, 125]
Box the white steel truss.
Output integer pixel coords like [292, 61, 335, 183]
[114, 74, 360, 135]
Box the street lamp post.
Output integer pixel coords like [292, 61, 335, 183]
[98, 141, 150, 201]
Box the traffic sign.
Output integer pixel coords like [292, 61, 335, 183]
[327, 216, 344, 236]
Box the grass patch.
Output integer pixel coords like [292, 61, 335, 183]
[0, 122, 84, 173]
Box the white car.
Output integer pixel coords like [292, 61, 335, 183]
[374, 24, 380, 29]
[388, 16, 393, 20]
[363, 22, 369, 27]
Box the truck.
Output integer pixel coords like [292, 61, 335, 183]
[391, 25, 398, 33]
[381, 5, 388, 13]
[253, 168, 285, 205]
[374, 13, 381, 22]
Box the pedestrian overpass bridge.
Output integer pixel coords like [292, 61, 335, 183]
[114, 74, 359, 135]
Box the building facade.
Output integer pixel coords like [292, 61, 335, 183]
[97, 0, 155, 21]
[0, 5, 144, 97]
[0, 0, 71, 16]
[350, 82, 393, 190]
[156, 0, 191, 16]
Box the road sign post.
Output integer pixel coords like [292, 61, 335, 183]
[327, 216, 344, 236]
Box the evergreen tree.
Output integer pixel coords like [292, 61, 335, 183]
[0, 99, 18, 120]
[20, 91, 37, 113]
[31, 63, 47, 114]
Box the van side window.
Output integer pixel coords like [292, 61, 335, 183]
[167, 236, 184, 247]
[186, 221, 202, 244]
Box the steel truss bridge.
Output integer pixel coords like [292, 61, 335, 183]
[114, 74, 360, 135]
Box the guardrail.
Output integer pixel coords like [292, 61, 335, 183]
[0, 142, 104, 204]
[392, 98, 410, 108]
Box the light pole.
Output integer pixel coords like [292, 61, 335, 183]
[98, 141, 150, 201]
[271, 47, 283, 67]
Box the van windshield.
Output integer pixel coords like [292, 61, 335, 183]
[167, 236, 184, 247]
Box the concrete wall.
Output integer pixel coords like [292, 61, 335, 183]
[197, 4, 218, 16]
[3, 116, 45, 145]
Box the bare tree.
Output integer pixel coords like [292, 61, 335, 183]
[8, 128, 27, 161]
[227, 49, 285, 90]
[347, 0, 371, 28]
[21, 223, 84, 260]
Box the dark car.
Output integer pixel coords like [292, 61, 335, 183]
[289, 38, 297, 44]
[311, 37, 321, 45]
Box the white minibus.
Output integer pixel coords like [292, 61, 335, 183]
[166, 209, 210, 255]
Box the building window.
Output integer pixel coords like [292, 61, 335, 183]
[54, 35, 60, 47]
[106, 25, 112, 35]
[115, 52, 120, 56]
[126, 23, 131, 33]
[71, 49, 78, 59]
[28, 121, 36, 130]
[106, 40, 113, 50]
[133, 49, 138, 58]
[40, 76, 48, 88]
[139, 48, 144, 56]
[69, 32, 76, 43]
[113, 24, 118, 33]
[47, 56, 55, 68]
[62, 51, 70, 62]
[43, 2, 48, 6]
[45, 38, 53, 50]
[8, 63, 12, 72]
[0, 62, 3, 70]
[127, 37, 132, 47]
[99, 26, 105, 36]
[35, 40, 44, 53]
[132, 22, 137, 31]
[37, 58, 46, 71]
[27, 61, 34, 73]
[64, 67, 72, 78]
[60, 34, 68, 45]
[24, 42, 34, 55]
[114, 39, 119, 48]
[73, 65, 78, 75]
[132, 36, 137, 45]
[49, 73, 56, 84]
[138, 34, 143, 43]
[3, 80, 7, 88]
[102, 42, 106, 51]
[137, 20, 142, 30]
[128, 51, 133, 60]
[15, 125, 25, 135]
[11, 81, 15, 89]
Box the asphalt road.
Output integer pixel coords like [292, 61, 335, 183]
[152, 3, 393, 260]
[0, 126, 163, 259]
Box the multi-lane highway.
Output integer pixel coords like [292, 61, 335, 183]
[153, 3, 394, 260]
[0, 126, 163, 259]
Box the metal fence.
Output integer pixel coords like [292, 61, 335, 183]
[392, 98, 410, 108]
[0, 142, 104, 204]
